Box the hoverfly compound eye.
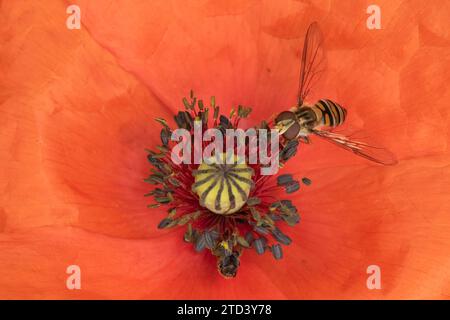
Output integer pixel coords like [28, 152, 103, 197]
[275, 111, 296, 122]
[275, 111, 300, 140]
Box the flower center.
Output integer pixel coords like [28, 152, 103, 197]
[192, 154, 254, 215]
[147, 92, 306, 278]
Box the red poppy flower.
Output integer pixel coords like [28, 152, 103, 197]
[1, 0, 450, 299]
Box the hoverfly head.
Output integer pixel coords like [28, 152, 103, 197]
[275, 111, 301, 140]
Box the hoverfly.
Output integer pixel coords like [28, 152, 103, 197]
[274, 22, 397, 165]
[217, 250, 241, 278]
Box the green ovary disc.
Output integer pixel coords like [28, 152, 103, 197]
[192, 154, 254, 215]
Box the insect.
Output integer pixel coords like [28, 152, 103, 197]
[275, 22, 397, 165]
[217, 250, 241, 278]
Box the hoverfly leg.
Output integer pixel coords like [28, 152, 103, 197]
[298, 136, 310, 144]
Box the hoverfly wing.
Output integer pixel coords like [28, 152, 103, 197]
[312, 129, 398, 165]
[297, 22, 326, 106]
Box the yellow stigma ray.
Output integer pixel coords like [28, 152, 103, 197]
[192, 154, 254, 215]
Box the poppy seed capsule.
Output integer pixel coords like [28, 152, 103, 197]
[192, 154, 254, 215]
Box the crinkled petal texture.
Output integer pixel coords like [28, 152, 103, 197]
[1, 0, 450, 299]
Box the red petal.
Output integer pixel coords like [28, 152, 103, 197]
[1, 1, 450, 299]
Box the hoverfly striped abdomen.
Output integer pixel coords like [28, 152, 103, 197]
[311, 99, 347, 128]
